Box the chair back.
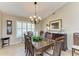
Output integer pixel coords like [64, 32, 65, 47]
[53, 40, 62, 56]
[27, 31, 33, 37]
[45, 32, 52, 39]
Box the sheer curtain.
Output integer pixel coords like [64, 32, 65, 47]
[16, 21, 35, 38]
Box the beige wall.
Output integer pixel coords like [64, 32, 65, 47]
[0, 11, 2, 38]
[36, 21, 43, 34]
[41, 3, 79, 49]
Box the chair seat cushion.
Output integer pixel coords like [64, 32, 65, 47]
[44, 47, 53, 56]
[72, 45, 79, 49]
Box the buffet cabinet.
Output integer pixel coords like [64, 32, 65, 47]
[45, 32, 67, 51]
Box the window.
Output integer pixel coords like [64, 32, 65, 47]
[27, 23, 32, 31]
[16, 21, 27, 38]
[16, 21, 35, 38]
[31, 24, 35, 32]
[27, 23, 35, 32]
[16, 21, 22, 38]
[22, 22, 27, 37]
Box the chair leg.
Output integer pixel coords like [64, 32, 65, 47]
[2, 40, 4, 48]
[25, 50, 28, 56]
[72, 48, 75, 56]
[25, 49, 28, 56]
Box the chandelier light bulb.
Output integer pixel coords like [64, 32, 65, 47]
[38, 17, 41, 20]
[35, 19, 38, 21]
[33, 15, 36, 18]
[31, 19, 33, 21]
[29, 16, 32, 19]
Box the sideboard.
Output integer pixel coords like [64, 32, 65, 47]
[45, 32, 67, 51]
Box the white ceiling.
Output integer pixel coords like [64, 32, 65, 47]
[0, 2, 66, 19]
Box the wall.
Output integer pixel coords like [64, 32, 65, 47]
[0, 11, 3, 46]
[0, 11, 2, 38]
[41, 2, 79, 49]
[36, 21, 43, 35]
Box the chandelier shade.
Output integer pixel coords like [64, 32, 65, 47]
[29, 2, 42, 24]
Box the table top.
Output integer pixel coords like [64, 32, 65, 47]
[32, 39, 55, 50]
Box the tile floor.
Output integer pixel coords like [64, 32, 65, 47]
[0, 43, 79, 56]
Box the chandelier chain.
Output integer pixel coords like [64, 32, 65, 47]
[34, 2, 36, 24]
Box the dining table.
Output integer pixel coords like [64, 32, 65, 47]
[32, 39, 56, 55]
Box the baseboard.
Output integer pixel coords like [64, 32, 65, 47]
[67, 47, 72, 50]
[10, 41, 23, 46]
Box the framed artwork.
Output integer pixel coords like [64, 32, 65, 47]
[49, 19, 62, 31]
[7, 20, 12, 35]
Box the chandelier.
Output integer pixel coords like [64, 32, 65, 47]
[29, 2, 42, 24]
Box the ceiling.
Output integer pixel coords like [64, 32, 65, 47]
[0, 2, 67, 19]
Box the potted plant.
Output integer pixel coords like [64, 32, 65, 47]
[32, 35, 42, 42]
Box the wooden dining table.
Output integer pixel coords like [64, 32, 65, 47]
[32, 39, 55, 55]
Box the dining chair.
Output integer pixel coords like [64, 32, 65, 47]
[27, 39, 34, 56]
[24, 34, 43, 56]
[72, 45, 79, 56]
[45, 40, 63, 56]
[39, 31, 45, 39]
[53, 40, 63, 56]
[24, 34, 34, 56]
[24, 34, 29, 55]
[45, 32, 52, 39]
[72, 33, 79, 56]
[24, 34, 31, 51]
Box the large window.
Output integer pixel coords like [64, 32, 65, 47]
[16, 21, 35, 38]
[27, 23, 35, 32]
[16, 21, 22, 38]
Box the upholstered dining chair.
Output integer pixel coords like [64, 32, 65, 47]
[24, 34, 43, 56]
[72, 33, 79, 56]
[45, 36, 64, 56]
[24, 34, 34, 56]
[24, 34, 31, 50]
[39, 31, 45, 39]
[45, 40, 63, 56]
[45, 32, 52, 39]
[53, 40, 63, 56]
[72, 45, 79, 56]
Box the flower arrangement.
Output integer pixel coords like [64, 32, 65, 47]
[32, 35, 42, 42]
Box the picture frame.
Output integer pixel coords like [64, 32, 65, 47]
[49, 19, 62, 31]
[7, 20, 12, 35]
